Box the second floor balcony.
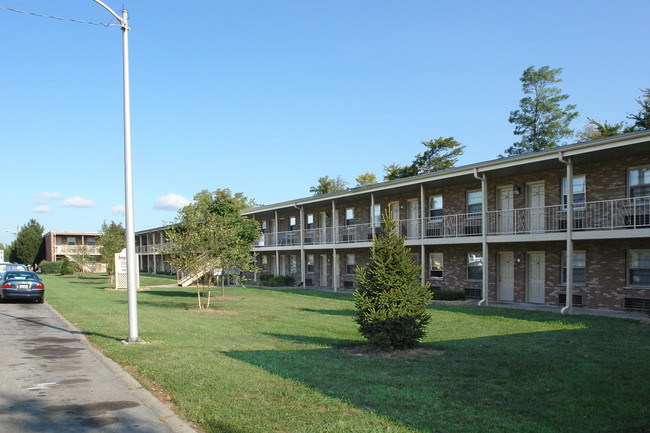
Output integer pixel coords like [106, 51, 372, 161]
[253, 196, 650, 247]
[55, 245, 101, 255]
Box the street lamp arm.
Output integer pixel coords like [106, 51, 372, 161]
[91, 0, 125, 27]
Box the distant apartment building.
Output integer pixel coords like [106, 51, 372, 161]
[241, 131, 650, 312]
[135, 226, 174, 274]
[43, 231, 104, 271]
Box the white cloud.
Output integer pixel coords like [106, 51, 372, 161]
[36, 191, 62, 204]
[154, 193, 190, 211]
[61, 195, 95, 208]
[112, 205, 125, 214]
[32, 205, 51, 213]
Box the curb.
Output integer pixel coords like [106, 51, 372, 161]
[45, 303, 197, 433]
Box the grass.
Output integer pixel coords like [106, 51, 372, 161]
[42, 274, 649, 433]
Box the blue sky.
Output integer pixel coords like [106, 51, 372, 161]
[1, 0, 648, 246]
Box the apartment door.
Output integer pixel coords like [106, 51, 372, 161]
[407, 199, 419, 239]
[320, 255, 328, 286]
[498, 252, 515, 302]
[319, 211, 327, 244]
[527, 252, 546, 303]
[279, 256, 286, 276]
[527, 182, 545, 233]
[497, 186, 514, 234]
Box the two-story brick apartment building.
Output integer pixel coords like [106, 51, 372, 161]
[43, 231, 104, 271]
[135, 225, 174, 274]
[243, 131, 650, 312]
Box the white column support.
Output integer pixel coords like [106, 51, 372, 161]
[420, 185, 426, 285]
[474, 168, 488, 306]
[332, 200, 338, 292]
[370, 193, 375, 237]
[559, 153, 574, 314]
[299, 205, 306, 287]
[274, 210, 279, 276]
[421, 244, 426, 286]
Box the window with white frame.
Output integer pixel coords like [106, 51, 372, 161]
[289, 255, 297, 273]
[562, 175, 586, 209]
[306, 214, 314, 230]
[289, 217, 297, 231]
[467, 253, 483, 281]
[86, 237, 96, 246]
[261, 221, 267, 233]
[374, 204, 381, 226]
[629, 166, 650, 198]
[429, 196, 443, 218]
[467, 191, 482, 214]
[561, 251, 586, 284]
[628, 250, 650, 285]
[261, 255, 268, 271]
[346, 254, 356, 274]
[67, 237, 76, 246]
[430, 253, 443, 279]
[307, 254, 315, 273]
[346, 208, 355, 226]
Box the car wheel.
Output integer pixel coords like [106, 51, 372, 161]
[37, 298, 44, 304]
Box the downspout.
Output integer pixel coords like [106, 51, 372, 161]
[295, 203, 305, 288]
[474, 168, 488, 307]
[558, 152, 573, 314]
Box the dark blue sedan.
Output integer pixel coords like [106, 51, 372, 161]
[0, 271, 44, 303]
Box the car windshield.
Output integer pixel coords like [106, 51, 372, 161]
[5, 272, 39, 281]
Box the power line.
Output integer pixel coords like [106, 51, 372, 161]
[0, 5, 119, 27]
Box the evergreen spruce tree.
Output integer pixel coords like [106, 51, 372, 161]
[353, 211, 431, 350]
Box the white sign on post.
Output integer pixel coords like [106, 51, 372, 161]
[115, 248, 139, 290]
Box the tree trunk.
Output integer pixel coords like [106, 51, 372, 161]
[206, 275, 212, 309]
[196, 280, 202, 309]
[221, 275, 225, 297]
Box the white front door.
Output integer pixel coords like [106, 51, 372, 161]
[498, 186, 514, 234]
[527, 252, 545, 303]
[498, 252, 515, 302]
[527, 182, 545, 233]
[320, 255, 328, 286]
[407, 200, 419, 239]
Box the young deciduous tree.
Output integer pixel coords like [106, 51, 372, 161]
[97, 221, 126, 276]
[309, 175, 348, 195]
[11, 219, 45, 266]
[353, 212, 431, 350]
[355, 172, 378, 186]
[505, 65, 579, 156]
[69, 245, 93, 277]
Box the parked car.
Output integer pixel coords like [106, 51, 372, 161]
[0, 271, 44, 303]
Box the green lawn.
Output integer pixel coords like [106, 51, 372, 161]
[42, 274, 649, 433]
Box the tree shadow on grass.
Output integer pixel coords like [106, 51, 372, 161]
[298, 307, 356, 317]
[225, 327, 650, 433]
[252, 287, 355, 301]
[145, 290, 196, 298]
[429, 304, 593, 326]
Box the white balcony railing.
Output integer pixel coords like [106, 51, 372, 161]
[55, 245, 101, 255]
[251, 196, 650, 248]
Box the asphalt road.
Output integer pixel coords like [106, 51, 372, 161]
[0, 301, 195, 433]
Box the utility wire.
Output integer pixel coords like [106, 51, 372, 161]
[0, 5, 119, 27]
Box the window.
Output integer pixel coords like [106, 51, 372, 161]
[629, 167, 650, 198]
[467, 253, 483, 281]
[346, 208, 355, 226]
[289, 217, 297, 231]
[261, 221, 267, 233]
[261, 255, 268, 271]
[289, 255, 297, 273]
[374, 204, 381, 226]
[429, 196, 443, 218]
[561, 251, 586, 284]
[467, 191, 482, 214]
[307, 254, 315, 273]
[629, 250, 650, 285]
[306, 214, 314, 230]
[430, 253, 443, 279]
[67, 237, 76, 246]
[563, 175, 586, 209]
[86, 237, 95, 246]
[346, 254, 356, 274]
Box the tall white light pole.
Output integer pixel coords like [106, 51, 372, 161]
[92, 0, 142, 343]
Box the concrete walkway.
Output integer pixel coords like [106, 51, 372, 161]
[0, 302, 196, 433]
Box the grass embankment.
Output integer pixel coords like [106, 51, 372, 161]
[42, 274, 650, 433]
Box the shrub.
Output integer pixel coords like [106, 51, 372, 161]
[39, 260, 61, 274]
[430, 289, 466, 301]
[258, 274, 295, 287]
[59, 258, 75, 276]
[354, 212, 431, 350]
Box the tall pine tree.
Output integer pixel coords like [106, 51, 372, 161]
[354, 211, 431, 350]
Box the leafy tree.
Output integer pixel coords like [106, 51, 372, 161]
[97, 221, 126, 276]
[505, 65, 579, 156]
[383, 137, 465, 181]
[627, 87, 650, 130]
[353, 212, 431, 350]
[69, 245, 93, 277]
[166, 189, 260, 308]
[11, 219, 45, 266]
[60, 258, 75, 275]
[309, 175, 348, 195]
[576, 117, 625, 141]
[355, 172, 378, 186]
